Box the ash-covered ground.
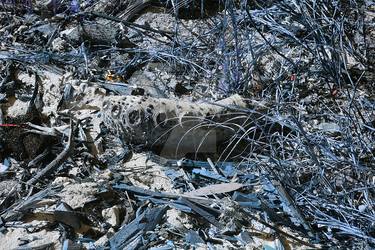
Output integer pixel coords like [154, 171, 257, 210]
[0, 1, 374, 249]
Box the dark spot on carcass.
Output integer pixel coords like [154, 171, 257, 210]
[111, 105, 121, 118]
[128, 109, 144, 125]
[146, 104, 154, 114]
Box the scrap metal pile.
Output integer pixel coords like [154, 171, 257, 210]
[0, 0, 374, 249]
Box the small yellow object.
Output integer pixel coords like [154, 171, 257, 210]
[105, 71, 123, 82]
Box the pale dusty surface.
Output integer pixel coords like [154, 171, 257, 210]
[0, 226, 60, 250]
[58, 182, 98, 209]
